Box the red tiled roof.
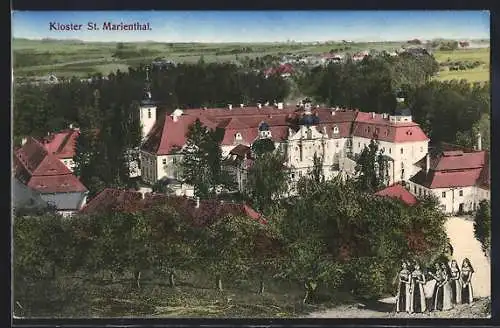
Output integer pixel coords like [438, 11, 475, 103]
[410, 169, 483, 189]
[142, 114, 218, 155]
[411, 148, 489, 189]
[41, 128, 80, 159]
[14, 137, 88, 193]
[374, 183, 418, 205]
[80, 188, 143, 214]
[353, 112, 429, 143]
[142, 107, 428, 155]
[80, 188, 267, 225]
[431, 150, 485, 171]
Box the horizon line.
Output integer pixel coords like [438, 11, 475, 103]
[13, 37, 491, 44]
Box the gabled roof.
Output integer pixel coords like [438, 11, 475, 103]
[374, 183, 418, 205]
[14, 137, 88, 194]
[79, 188, 267, 225]
[410, 169, 483, 189]
[353, 112, 429, 143]
[411, 147, 489, 189]
[79, 188, 143, 214]
[142, 114, 218, 155]
[41, 128, 80, 159]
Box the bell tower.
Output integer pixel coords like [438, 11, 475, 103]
[139, 65, 157, 141]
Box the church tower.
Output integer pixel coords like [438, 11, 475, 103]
[139, 65, 157, 141]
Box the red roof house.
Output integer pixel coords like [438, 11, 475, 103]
[374, 183, 418, 206]
[13, 137, 88, 212]
[80, 188, 267, 225]
[410, 149, 489, 189]
[40, 127, 80, 160]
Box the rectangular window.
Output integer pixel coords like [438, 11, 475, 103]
[442, 192, 446, 198]
[459, 190, 463, 197]
[414, 186, 417, 193]
[400, 148, 404, 154]
[162, 159, 167, 165]
[389, 148, 391, 154]
[291, 173, 295, 179]
[335, 141, 339, 148]
[148, 109, 152, 119]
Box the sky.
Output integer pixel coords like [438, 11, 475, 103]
[12, 11, 490, 43]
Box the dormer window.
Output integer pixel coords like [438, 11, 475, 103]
[333, 125, 339, 134]
[235, 132, 242, 141]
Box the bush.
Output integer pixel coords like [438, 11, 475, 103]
[344, 258, 388, 300]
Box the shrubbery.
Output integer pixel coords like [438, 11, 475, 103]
[14, 169, 449, 310]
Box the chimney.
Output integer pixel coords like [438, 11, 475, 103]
[426, 153, 430, 174]
[371, 112, 376, 119]
[331, 111, 336, 116]
[172, 114, 178, 122]
[195, 197, 200, 209]
[240, 103, 244, 108]
[323, 126, 328, 135]
[477, 132, 482, 151]
[228, 104, 232, 110]
[257, 103, 262, 109]
[277, 102, 284, 109]
[69, 123, 73, 129]
[21, 137, 27, 146]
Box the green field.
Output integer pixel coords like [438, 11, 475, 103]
[13, 38, 490, 82]
[433, 47, 490, 82]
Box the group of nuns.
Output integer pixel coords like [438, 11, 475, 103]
[395, 258, 474, 314]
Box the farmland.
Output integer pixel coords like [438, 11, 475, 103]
[434, 47, 490, 82]
[13, 38, 489, 83]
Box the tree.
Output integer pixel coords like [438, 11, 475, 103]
[245, 151, 290, 214]
[201, 215, 262, 292]
[180, 120, 234, 199]
[251, 138, 275, 157]
[474, 200, 491, 258]
[354, 140, 388, 192]
[146, 204, 195, 287]
[310, 152, 325, 184]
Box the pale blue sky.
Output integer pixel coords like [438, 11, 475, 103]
[12, 11, 490, 43]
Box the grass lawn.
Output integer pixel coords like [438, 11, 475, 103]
[433, 47, 490, 83]
[435, 66, 490, 82]
[433, 47, 489, 63]
[14, 269, 354, 318]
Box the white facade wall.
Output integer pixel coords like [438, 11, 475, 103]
[407, 180, 490, 214]
[285, 125, 349, 183]
[351, 136, 428, 183]
[139, 104, 157, 140]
